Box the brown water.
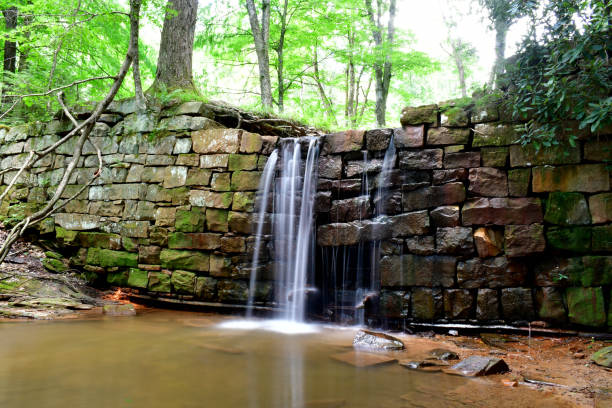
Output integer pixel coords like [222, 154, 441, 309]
[0, 311, 573, 408]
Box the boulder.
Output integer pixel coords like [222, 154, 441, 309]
[400, 104, 438, 126]
[591, 346, 612, 368]
[103, 304, 136, 316]
[353, 330, 405, 351]
[447, 356, 509, 376]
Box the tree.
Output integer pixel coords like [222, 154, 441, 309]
[149, 0, 198, 93]
[441, 7, 477, 98]
[364, 0, 396, 126]
[245, 0, 272, 109]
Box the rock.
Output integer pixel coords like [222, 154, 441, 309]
[403, 183, 465, 211]
[317, 222, 361, 246]
[508, 169, 530, 196]
[103, 303, 136, 316]
[399, 170, 431, 191]
[430, 206, 460, 227]
[591, 346, 612, 368]
[171, 270, 196, 294]
[54, 213, 100, 231]
[476, 289, 500, 320]
[86, 248, 138, 268]
[536, 287, 567, 323]
[589, 193, 612, 224]
[399, 360, 445, 372]
[231, 171, 261, 191]
[481, 147, 508, 167]
[189, 190, 233, 209]
[411, 288, 443, 320]
[593, 225, 612, 252]
[473, 227, 503, 257]
[127, 268, 148, 288]
[544, 192, 591, 225]
[192, 129, 240, 153]
[345, 159, 383, 178]
[546, 226, 591, 253]
[195, 277, 217, 300]
[390, 211, 429, 236]
[400, 104, 438, 126]
[168, 232, 222, 250]
[504, 224, 545, 257]
[405, 236, 436, 255]
[509, 143, 580, 167]
[472, 123, 517, 146]
[353, 330, 405, 351]
[427, 127, 470, 145]
[323, 130, 364, 153]
[429, 348, 459, 361]
[433, 169, 468, 185]
[444, 152, 481, 169]
[148, 272, 171, 292]
[200, 154, 229, 168]
[365, 128, 392, 150]
[239, 131, 263, 153]
[399, 149, 443, 169]
[457, 257, 527, 288]
[217, 280, 248, 303]
[228, 154, 258, 171]
[42, 258, 68, 273]
[462, 197, 543, 226]
[330, 196, 371, 222]
[566, 287, 606, 327]
[532, 164, 610, 193]
[584, 139, 612, 161]
[379, 290, 409, 318]
[436, 227, 474, 255]
[331, 351, 398, 368]
[501, 288, 535, 321]
[160, 249, 209, 272]
[468, 167, 508, 197]
[394, 126, 424, 147]
[318, 155, 342, 179]
[447, 356, 509, 376]
[381, 255, 456, 287]
[443, 289, 473, 320]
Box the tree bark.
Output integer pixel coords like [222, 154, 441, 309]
[452, 40, 468, 97]
[149, 0, 198, 93]
[489, 18, 508, 87]
[312, 46, 336, 125]
[2, 7, 18, 75]
[274, 0, 289, 112]
[245, 0, 273, 109]
[130, 0, 146, 109]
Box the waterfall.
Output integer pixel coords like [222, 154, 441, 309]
[247, 138, 319, 323]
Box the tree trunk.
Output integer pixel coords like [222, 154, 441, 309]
[452, 40, 467, 97]
[489, 19, 508, 87]
[2, 7, 18, 85]
[130, 0, 146, 109]
[274, 0, 289, 112]
[246, 0, 273, 109]
[149, 0, 198, 93]
[313, 46, 336, 125]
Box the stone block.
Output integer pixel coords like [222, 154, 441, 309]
[578, 256, 612, 286]
[186, 168, 211, 186]
[380, 290, 409, 318]
[508, 169, 530, 196]
[124, 112, 157, 133]
[195, 277, 217, 300]
[393, 126, 424, 148]
[211, 172, 231, 191]
[261, 136, 278, 155]
[501, 288, 535, 322]
[509, 143, 580, 167]
[405, 236, 435, 255]
[317, 155, 342, 179]
[389, 210, 429, 236]
[54, 213, 100, 230]
[120, 221, 149, 238]
[593, 225, 612, 252]
[476, 289, 499, 320]
[228, 154, 258, 171]
[317, 223, 361, 246]
[584, 139, 612, 161]
[399, 171, 431, 191]
[106, 271, 129, 287]
[444, 289, 473, 320]
[440, 106, 469, 126]
[139, 245, 161, 264]
[145, 154, 175, 166]
[536, 287, 566, 323]
[533, 257, 581, 287]
[200, 154, 229, 169]
[189, 190, 233, 208]
[162, 166, 188, 188]
[75, 232, 121, 250]
[481, 147, 508, 167]
[217, 280, 248, 304]
[160, 249, 209, 272]
[400, 104, 438, 126]
[228, 211, 252, 234]
[504, 224, 545, 257]
[231, 171, 261, 191]
[148, 271, 171, 292]
[473, 227, 503, 258]
[209, 254, 232, 277]
[323, 130, 364, 153]
[86, 248, 138, 268]
[546, 226, 591, 253]
[366, 128, 392, 151]
[436, 227, 474, 255]
[168, 232, 221, 250]
[473, 123, 517, 146]
[232, 192, 256, 212]
[589, 193, 612, 224]
[171, 270, 196, 294]
[444, 152, 481, 169]
[427, 127, 470, 145]
[566, 287, 606, 327]
[174, 138, 192, 154]
[206, 208, 229, 232]
[220, 236, 246, 253]
[402, 183, 465, 211]
[457, 256, 527, 288]
[532, 164, 610, 193]
[380, 255, 456, 287]
[192, 129, 240, 154]
[345, 159, 383, 178]
[315, 191, 332, 213]
[544, 192, 590, 225]
[468, 167, 508, 197]
[462, 197, 543, 225]
[330, 196, 371, 223]
[411, 288, 443, 320]
[430, 206, 460, 227]
[177, 153, 200, 167]
[432, 169, 467, 185]
[239, 131, 263, 153]
[154, 207, 176, 227]
[175, 208, 205, 232]
[127, 268, 149, 289]
[399, 149, 442, 169]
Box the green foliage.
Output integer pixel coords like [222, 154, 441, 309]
[503, 0, 611, 147]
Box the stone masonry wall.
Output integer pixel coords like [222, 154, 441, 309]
[315, 101, 611, 329]
[0, 100, 277, 305]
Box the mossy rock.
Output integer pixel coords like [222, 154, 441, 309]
[86, 248, 138, 268]
[565, 287, 606, 327]
[546, 227, 592, 253]
[171, 270, 196, 294]
[544, 192, 590, 226]
[56, 227, 78, 244]
[107, 271, 129, 287]
[42, 258, 67, 273]
[148, 272, 171, 293]
[127, 268, 148, 289]
[591, 346, 612, 368]
[175, 208, 205, 232]
[159, 249, 209, 272]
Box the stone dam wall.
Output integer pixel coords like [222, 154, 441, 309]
[0, 98, 610, 329]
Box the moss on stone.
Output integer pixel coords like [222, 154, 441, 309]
[159, 249, 209, 272]
[106, 271, 129, 287]
[175, 208, 205, 232]
[148, 272, 171, 292]
[544, 192, 590, 225]
[127, 268, 148, 289]
[206, 209, 228, 232]
[546, 226, 592, 253]
[171, 270, 196, 294]
[86, 248, 138, 268]
[565, 287, 606, 327]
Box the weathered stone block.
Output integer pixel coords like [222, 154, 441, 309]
[330, 196, 371, 222]
[177, 153, 200, 167]
[432, 169, 467, 185]
[171, 270, 196, 294]
[175, 208, 205, 232]
[379, 290, 409, 318]
[231, 171, 261, 191]
[444, 289, 473, 320]
[440, 106, 469, 126]
[476, 289, 499, 320]
[185, 168, 211, 186]
[106, 271, 129, 287]
[200, 154, 229, 169]
[473, 123, 517, 146]
[217, 280, 248, 303]
[228, 154, 258, 171]
[508, 168, 530, 196]
[462, 197, 543, 225]
[532, 164, 610, 193]
[75, 232, 121, 250]
[399, 171, 431, 191]
[457, 256, 527, 288]
[220, 236, 246, 253]
[120, 221, 149, 238]
[192, 129, 240, 153]
[260, 135, 278, 155]
[390, 210, 429, 236]
[86, 248, 138, 268]
[584, 139, 612, 161]
[318, 155, 342, 179]
[168, 232, 222, 250]
[436, 227, 474, 255]
[366, 128, 392, 151]
[536, 287, 566, 323]
[411, 288, 443, 320]
[154, 207, 176, 227]
[228, 211, 252, 234]
[206, 208, 228, 232]
[127, 268, 148, 289]
[589, 193, 612, 224]
[504, 224, 545, 257]
[160, 249, 209, 272]
[427, 127, 470, 145]
[509, 143, 580, 167]
[444, 152, 481, 169]
[211, 172, 231, 191]
[209, 254, 232, 277]
[380, 255, 456, 287]
[468, 167, 508, 197]
[138, 245, 161, 264]
[145, 154, 175, 166]
[546, 226, 591, 253]
[323, 130, 364, 153]
[405, 236, 435, 255]
[593, 225, 612, 252]
[195, 276, 217, 300]
[393, 126, 424, 148]
[566, 287, 606, 327]
[148, 272, 171, 292]
[232, 192, 256, 212]
[402, 183, 465, 211]
[399, 149, 442, 169]
[544, 192, 590, 225]
[317, 223, 360, 246]
[239, 131, 263, 153]
[501, 288, 535, 322]
[174, 138, 192, 154]
[400, 104, 438, 126]
[578, 256, 612, 286]
[473, 227, 503, 258]
[481, 147, 508, 167]
[345, 159, 383, 178]
[54, 213, 100, 230]
[189, 190, 233, 208]
[162, 166, 188, 189]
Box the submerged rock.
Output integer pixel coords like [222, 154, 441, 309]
[353, 330, 405, 351]
[446, 356, 509, 376]
[591, 346, 612, 368]
[399, 360, 447, 372]
[428, 348, 459, 361]
[103, 303, 136, 316]
[331, 351, 398, 368]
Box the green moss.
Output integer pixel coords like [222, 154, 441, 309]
[86, 248, 138, 268]
[106, 271, 129, 287]
[175, 208, 205, 232]
[127, 268, 148, 289]
[544, 192, 590, 225]
[148, 272, 171, 293]
[565, 287, 606, 327]
[159, 249, 209, 272]
[546, 227, 592, 253]
[171, 270, 196, 294]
